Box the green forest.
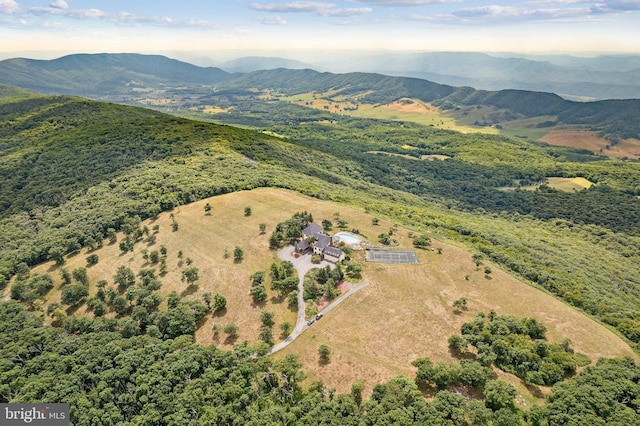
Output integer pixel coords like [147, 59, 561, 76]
[1, 86, 640, 424]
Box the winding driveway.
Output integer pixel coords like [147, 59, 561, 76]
[267, 246, 368, 354]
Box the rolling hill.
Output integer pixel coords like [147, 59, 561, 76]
[1, 85, 640, 424]
[1, 53, 640, 140]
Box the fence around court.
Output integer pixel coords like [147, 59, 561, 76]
[365, 248, 419, 264]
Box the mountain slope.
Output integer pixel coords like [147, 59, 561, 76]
[0, 53, 231, 97]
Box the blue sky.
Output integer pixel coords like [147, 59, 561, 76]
[1, 0, 639, 59]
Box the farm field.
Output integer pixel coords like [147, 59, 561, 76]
[539, 130, 640, 160]
[283, 93, 498, 134]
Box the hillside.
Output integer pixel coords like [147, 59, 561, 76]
[2, 87, 640, 424]
[25, 187, 637, 396]
[0, 53, 231, 98]
[1, 87, 640, 353]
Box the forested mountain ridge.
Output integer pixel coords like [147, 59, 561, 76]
[1, 53, 640, 140]
[0, 53, 232, 97]
[225, 68, 640, 139]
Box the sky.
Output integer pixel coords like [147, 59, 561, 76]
[1, 0, 639, 61]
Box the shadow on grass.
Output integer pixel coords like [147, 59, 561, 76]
[448, 347, 476, 361]
[180, 284, 199, 298]
[523, 382, 545, 399]
[213, 307, 227, 318]
[251, 300, 267, 309]
[224, 335, 239, 345]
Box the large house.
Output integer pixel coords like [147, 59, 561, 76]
[296, 223, 346, 263]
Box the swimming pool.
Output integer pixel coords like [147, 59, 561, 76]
[334, 232, 362, 245]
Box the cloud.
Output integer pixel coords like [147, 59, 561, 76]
[50, 0, 68, 9]
[355, 0, 459, 5]
[27, 4, 184, 26]
[256, 15, 288, 24]
[591, 0, 640, 12]
[0, 0, 22, 14]
[248, 1, 372, 16]
[249, 1, 336, 13]
[451, 4, 589, 20]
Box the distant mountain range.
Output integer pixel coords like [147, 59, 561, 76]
[311, 52, 640, 101]
[1, 53, 639, 139]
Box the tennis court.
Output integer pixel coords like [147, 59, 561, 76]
[365, 249, 419, 264]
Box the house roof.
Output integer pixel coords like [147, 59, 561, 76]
[303, 223, 323, 237]
[315, 234, 332, 250]
[296, 240, 310, 251]
[323, 246, 344, 258]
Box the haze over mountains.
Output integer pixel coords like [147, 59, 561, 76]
[209, 51, 640, 100]
[1, 53, 638, 142]
[2, 51, 640, 101]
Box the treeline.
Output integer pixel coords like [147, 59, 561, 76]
[2, 301, 639, 425]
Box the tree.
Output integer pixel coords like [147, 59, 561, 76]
[378, 233, 391, 245]
[61, 284, 89, 306]
[244, 206, 252, 216]
[372, 217, 380, 226]
[213, 294, 227, 313]
[472, 254, 484, 270]
[413, 235, 431, 249]
[149, 250, 160, 264]
[258, 326, 273, 344]
[484, 380, 516, 410]
[202, 292, 212, 310]
[59, 268, 72, 285]
[322, 219, 333, 231]
[448, 334, 468, 353]
[233, 246, 244, 263]
[72, 267, 89, 286]
[259, 223, 266, 234]
[113, 296, 128, 315]
[318, 344, 331, 364]
[224, 323, 238, 339]
[452, 297, 468, 313]
[167, 290, 181, 309]
[351, 381, 364, 406]
[114, 265, 136, 288]
[287, 290, 298, 307]
[86, 253, 99, 266]
[106, 227, 117, 244]
[484, 266, 492, 277]
[260, 311, 275, 327]
[250, 285, 267, 303]
[181, 267, 199, 285]
[279, 321, 292, 338]
[204, 203, 212, 215]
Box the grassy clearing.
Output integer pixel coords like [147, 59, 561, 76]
[27, 188, 635, 402]
[547, 177, 594, 191]
[499, 177, 595, 193]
